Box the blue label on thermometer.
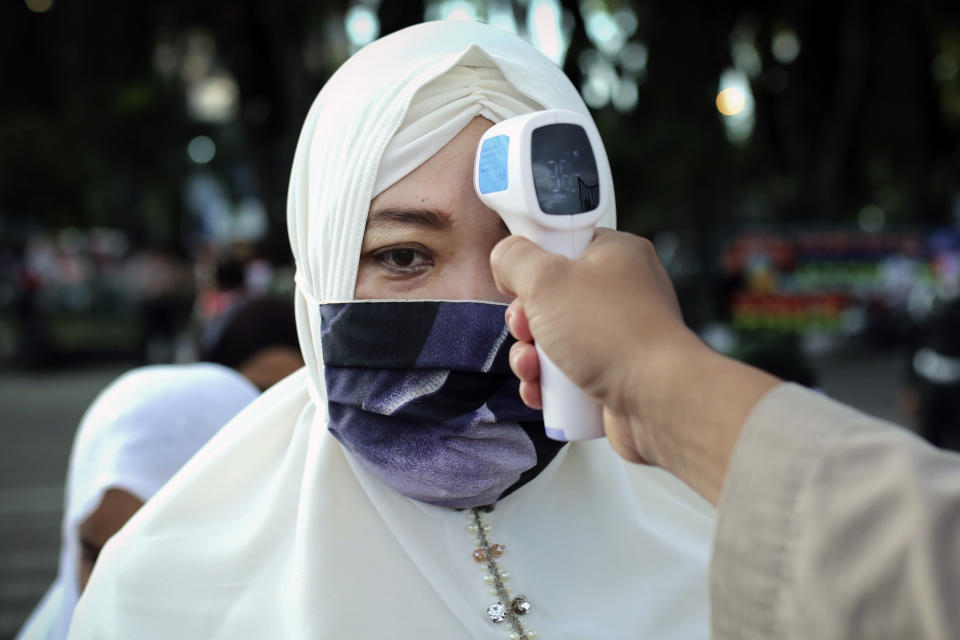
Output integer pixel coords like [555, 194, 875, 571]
[477, 135, 509, 194]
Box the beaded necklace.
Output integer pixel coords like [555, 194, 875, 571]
[466, 505, 537, 640]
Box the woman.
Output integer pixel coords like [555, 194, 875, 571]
[17, 363, 259, 640]
[70, 22, 713, 639]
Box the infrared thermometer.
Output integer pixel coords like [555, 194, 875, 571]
[474, 109, 613, 441]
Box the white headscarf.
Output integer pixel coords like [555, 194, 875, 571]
[70, 22, 714, 639]
[17, 363, 259, 640]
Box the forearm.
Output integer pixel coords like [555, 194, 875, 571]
[626, 344, 779, 506]
[712, 384, 960, 639]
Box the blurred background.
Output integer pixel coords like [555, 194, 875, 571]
[2, 0, 960, 636]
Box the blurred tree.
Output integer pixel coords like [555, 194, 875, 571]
[2, 0, 959, 267]
[0, 0, 193, 247]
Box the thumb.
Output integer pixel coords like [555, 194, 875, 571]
[490, 235, 561, 299]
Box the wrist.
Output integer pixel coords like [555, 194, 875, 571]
[622, 328, 708, 438]
[625, 338, 780, 506]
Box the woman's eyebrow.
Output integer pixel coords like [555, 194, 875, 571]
[365, 207, 453, 232]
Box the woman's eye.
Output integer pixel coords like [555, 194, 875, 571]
[389, 249, 417, 267]
[374, 247, 432, 273]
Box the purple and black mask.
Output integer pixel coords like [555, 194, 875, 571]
[319, 300, 565, 509]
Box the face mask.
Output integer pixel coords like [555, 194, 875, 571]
[319, 300, 565, 509]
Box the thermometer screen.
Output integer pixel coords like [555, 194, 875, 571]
[531, 123, 600, 215]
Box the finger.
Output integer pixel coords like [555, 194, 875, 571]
[518, 379, 542, 409]
[490, 235, 556, 300]
[509, 341, 540, 381]
[505, 300, 533, 342]
[575, 228, 620, 262]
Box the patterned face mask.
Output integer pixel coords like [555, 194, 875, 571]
[319, 300, 565, 509]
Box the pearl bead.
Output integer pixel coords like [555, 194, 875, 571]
[466, 524, 479, 533]
[483, 574, 494, 583]
[472, 538, 481, 546]
[509, 634, 520, 640]
[500, 571, 510, 581]
[482, 523, 492, 532]
[490, 587, 499, 595]
[527, 630, 538, 638]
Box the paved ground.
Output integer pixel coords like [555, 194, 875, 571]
[0, 349, 914, 639]
[0, 362, 134, 639]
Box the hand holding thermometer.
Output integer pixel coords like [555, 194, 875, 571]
[474, 109, 613, 441]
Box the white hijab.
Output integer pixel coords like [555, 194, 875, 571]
[17, 363, 259, 640]
[70, 22, 714, 639]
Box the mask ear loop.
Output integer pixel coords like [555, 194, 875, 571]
[294, 270, 320, 306]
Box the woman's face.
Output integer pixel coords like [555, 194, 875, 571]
[76, 488, 143, 591]
[355, 117, 512, 302]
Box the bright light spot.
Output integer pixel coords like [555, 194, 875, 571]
[435, 0, 479, 21]
[584, 7, 624, 57]
[188, 136, 216, 164]
[716, 88, 746, 115]
[527, 0, 570, 66]
[619, 41, 648, 73]
[25, 0, 54, 12]
[345, 5, 380, 49]
[187, 73, 239, 123]
[931, 53, 958, 83]
[612, 77, 638, 113]
[731, 40, 762, 77]
[858, 205, 885, 233]
[582, 77, 609, 109]
[581, 58, 618, 109]
[913, 348, 960, 384]
[771, 29, 801, 64]
[717, 68, 755, 142]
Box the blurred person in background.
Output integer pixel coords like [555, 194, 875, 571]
[15, 363, 259, 640]
[124, 244, 192, 364]
[198, 296, 303, 391]
[15, 242, 52, 369]
[194, 253, 248, 326]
